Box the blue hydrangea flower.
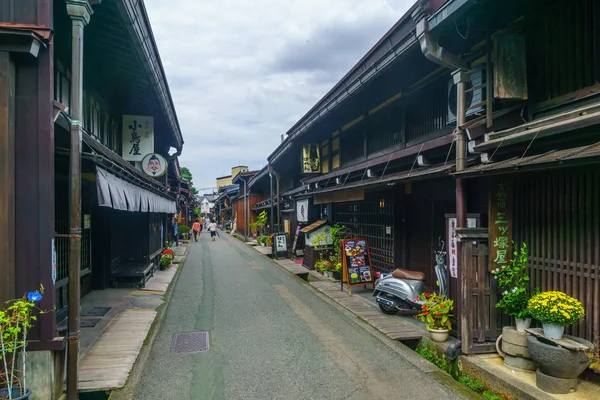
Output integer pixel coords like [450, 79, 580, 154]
[27, 292, 42, 302]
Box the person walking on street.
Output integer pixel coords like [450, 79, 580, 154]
[192, 220, 201, 242]
[209, 219, 217, 241]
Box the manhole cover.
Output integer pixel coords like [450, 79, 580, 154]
[172, 332, 209, 355]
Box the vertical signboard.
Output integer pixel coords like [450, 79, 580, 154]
[51, 239, 57, 284]
[494, 34, 528, 100]
[489, 179, 513, 272]
[122, 115, 154, 161]
[301, 144, 320, 173]
[341, 238, 375, 294]
[446, 215, 478, 279]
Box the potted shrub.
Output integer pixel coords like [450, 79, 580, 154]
[0, 286, 52, 400]
[415, 292, 453, 342]
[527, 291, 585, 339]
[178, 225, 190, 240]
[491, 242, 532, 331]
[159, 248, 175, 270]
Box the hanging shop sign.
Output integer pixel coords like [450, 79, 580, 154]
[445, 214, 479, 279]
[489, 178, 513, 272]
[301, 143, 320, 174]
[296, 199, 309, 222]
[122, 115, 154, 161]
[494, 34, 528, 100]
[142, 153, 168, 177]
[341, 238, 375, 294]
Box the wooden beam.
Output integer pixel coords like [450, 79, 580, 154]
[0, 52, 16, 303]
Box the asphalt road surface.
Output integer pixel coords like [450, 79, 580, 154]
[130, 231, 472, 400]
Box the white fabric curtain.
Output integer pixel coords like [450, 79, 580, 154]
[96, 167, 176, 213]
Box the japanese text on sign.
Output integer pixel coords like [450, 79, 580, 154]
[489, 179, 512, 271]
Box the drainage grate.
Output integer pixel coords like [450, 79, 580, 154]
[172, 332, 209, 355]
[81, 318, 100, 328]
[81, 307, 111, 317]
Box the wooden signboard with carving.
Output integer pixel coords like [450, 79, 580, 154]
[489, 178, 513, 272]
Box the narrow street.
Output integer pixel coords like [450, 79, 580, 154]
[128, 231, 468, 400]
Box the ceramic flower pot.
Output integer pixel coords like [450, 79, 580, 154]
[323, 271, 329, 278]
[516, 318, 532, 332]
[542, 323, 564, 340]
[429, 328, 449, 343]
[527, 334, 592, 379]
[0, 388, 31, 400]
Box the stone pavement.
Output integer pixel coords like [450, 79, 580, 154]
[117, 231, 474, 400]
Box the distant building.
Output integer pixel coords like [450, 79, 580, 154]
[216, 165, 248, 190]
[199, 194, 216, 214]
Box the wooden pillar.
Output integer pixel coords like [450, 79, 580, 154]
[0, 52, 16, 303]
[65, 2, 92, 398]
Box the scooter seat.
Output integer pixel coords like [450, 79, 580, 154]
[391, 268, 426, 281]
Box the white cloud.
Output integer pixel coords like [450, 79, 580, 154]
[144, 0, 414, 190]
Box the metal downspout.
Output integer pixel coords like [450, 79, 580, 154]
[65, 1, 92, 399]
[414, 11, 469, 350]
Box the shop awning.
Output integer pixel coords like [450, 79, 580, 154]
[454, 141, 600, 178]
[96, 167, 176, 213]
[476, 102, 600, 152]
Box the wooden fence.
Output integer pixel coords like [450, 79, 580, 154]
[514, 170, 600, 342]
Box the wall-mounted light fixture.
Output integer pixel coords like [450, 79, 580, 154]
[335, 177, 341, 185]
[405, 182, 412, 194]
[379, 198, 385, 209]
[366, 169, 374, 178]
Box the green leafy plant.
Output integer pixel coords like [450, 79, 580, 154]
[491, 242, 531, 319]
[459, 375, 485, 392]
[415, 341, 449, 371]
[0, 286, 53, 398]
[250, 211, 268, 230]
[415, 293, 453, 331]
[527, 291, 585, 327]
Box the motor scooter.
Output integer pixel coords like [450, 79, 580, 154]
[373, 239, 448, 315]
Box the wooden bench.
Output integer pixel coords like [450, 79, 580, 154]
[111, 260, 155, 289]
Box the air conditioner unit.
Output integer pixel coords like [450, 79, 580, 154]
[447, 66, 485, 124]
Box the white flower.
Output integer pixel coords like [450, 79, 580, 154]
[512, 287, 518, 293]
[503, 291, 508, 295]
[494, 276, 497, 280]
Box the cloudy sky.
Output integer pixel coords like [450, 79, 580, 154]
[145, 0, 414, 191]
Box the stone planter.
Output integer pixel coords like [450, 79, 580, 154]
[527, 334, 592, 393]
[429, 328, 449, 343]
[496, 326, 535, 371]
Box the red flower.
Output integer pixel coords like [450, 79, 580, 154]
[435, 311, 440, 316]
[425, 293, 431, 299]
[423, 311, 429, 316]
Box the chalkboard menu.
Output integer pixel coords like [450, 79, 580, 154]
[342, 239, 374, 286]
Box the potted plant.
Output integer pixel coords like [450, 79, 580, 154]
[527, 291, 585, 339]
[332, 262, 342, 280]
[491, 242, 531, 331]
[415, 292, 453, 342]
[159, 248, 175, 270]
[0, 286, 52, 400]
[586, 334, 600, 375]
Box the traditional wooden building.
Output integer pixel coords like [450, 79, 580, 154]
[266, 0, 600, 352]
[0, 0, 183, 397]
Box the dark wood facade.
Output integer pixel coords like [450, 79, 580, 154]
[0, 0, 183, 359]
